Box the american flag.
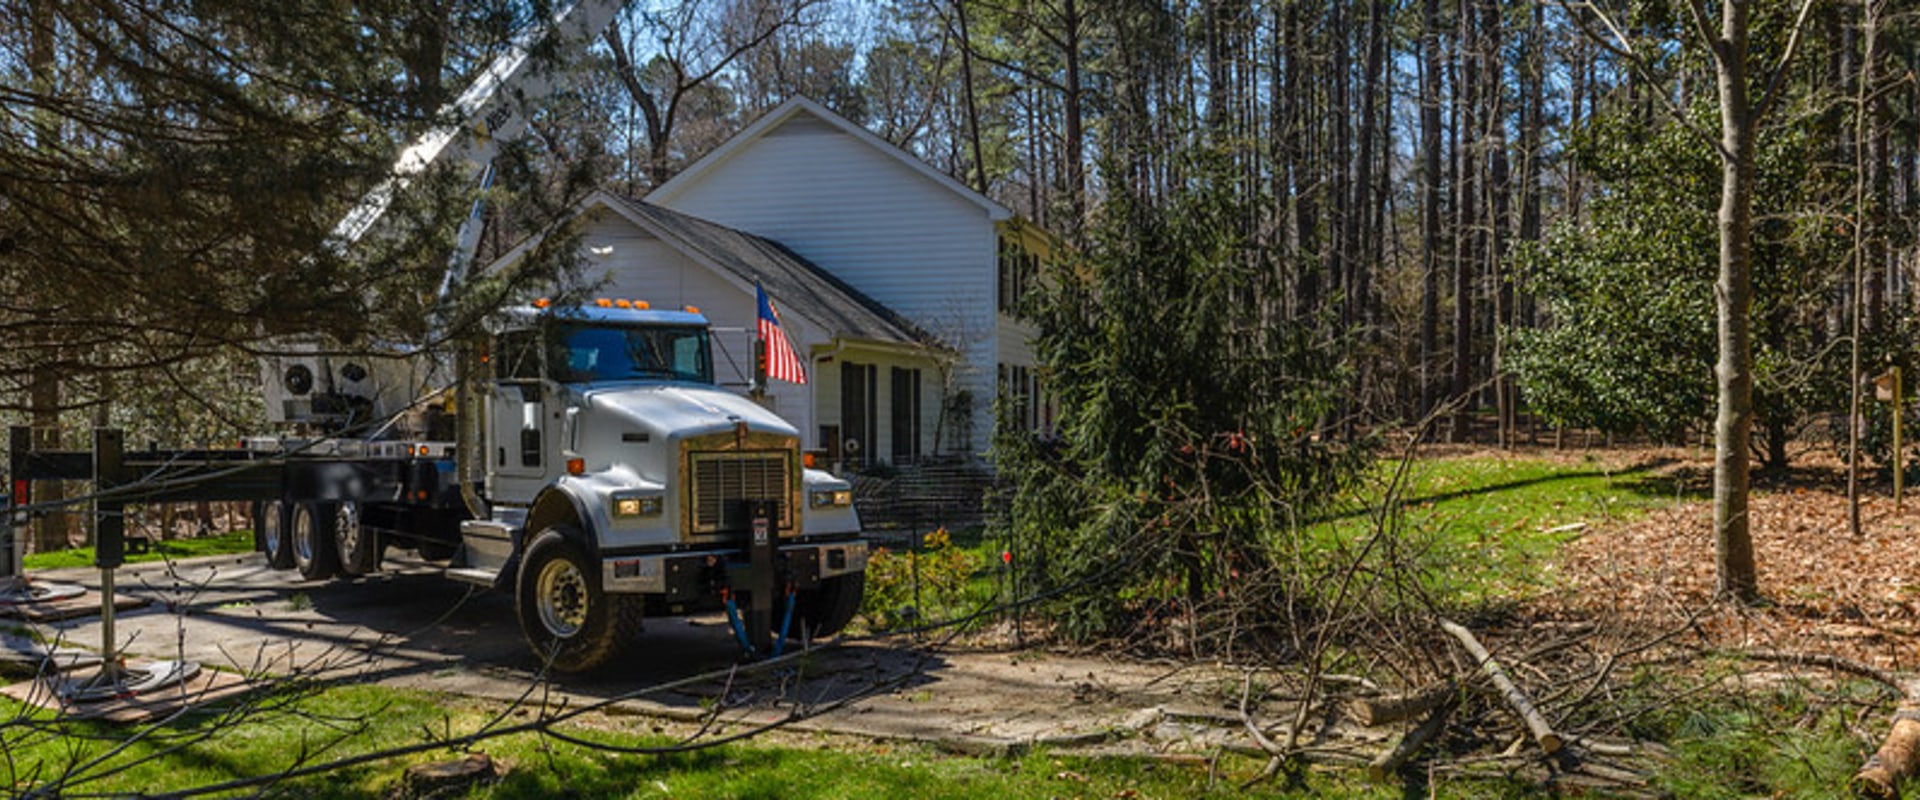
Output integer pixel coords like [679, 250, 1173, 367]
[757, 282, 808, 385]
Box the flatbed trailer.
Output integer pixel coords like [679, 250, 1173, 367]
[7, 427, 465, 571]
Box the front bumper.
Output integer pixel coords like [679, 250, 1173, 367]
[600, 539, 869, 597]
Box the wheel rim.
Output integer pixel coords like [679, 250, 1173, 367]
[334, 503, 360, 563]
[292, 506, 315, 565]
[535, 558, 588, 638]
[262, 502, 284, 560]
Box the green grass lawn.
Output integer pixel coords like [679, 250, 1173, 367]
[1313, 452, 1696, 604]
[5, 666, 1849, 799]
[0, 683, 1452, 799]
[22, 529, 256, 571]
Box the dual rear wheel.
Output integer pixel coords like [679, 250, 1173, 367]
[255, 499, 382, 580]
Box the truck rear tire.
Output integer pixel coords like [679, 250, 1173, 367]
[332, 501, 381, 576]
[259, 499, 295, 570]
[291, 502, 340, 581]
[798, 573, 865, 640]
[515, 528, 638, 673]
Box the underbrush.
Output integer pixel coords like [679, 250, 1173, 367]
[859, 527, 1000, 632]
[1625, 671, 1882, 798]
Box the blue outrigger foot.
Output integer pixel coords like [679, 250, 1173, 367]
[722, 589, 756, 657]
[772, 584, 797, 658]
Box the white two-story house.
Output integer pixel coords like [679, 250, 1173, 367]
[491, 97, 1051, 469]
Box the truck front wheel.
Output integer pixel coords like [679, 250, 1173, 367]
[516, 528, 637, 673]
[291, 502, 341, 581]
[798, 573, 865, 640]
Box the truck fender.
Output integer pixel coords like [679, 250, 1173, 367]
[523, 485, 596, 557]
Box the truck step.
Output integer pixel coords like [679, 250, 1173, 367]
[444, 567, 500, 588]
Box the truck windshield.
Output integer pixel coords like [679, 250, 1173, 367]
[552, 324, 712, 384]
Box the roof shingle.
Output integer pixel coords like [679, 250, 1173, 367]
[600, 195, 940, 350]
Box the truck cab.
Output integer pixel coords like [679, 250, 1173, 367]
[458, 300, 867, 671]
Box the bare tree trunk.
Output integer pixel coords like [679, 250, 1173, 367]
[1420, 0, 1445, 418]
[1567, 33, 1588, 225]
[1284, 2, 1321, 319]
[1329, 0, 1352, 334]
[1712, 0, 1760, 603]
[25, 0, 73, 555]
[954, 0, 989, 195]
[1450, 0, 1479, 443]
[1483, 0, 1511, 448]
[1060, 0, 1086, 238]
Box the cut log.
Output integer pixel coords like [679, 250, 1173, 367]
[1439, 619, 1562, 755]
[1367, 701, 1455, 781]
[1855, 681, 1920, 799]
[1352, 679, 1456, 727]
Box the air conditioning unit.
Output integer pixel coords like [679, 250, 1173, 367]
[259, 346, 440, 431]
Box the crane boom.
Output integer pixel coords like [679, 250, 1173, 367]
[324, 0, 627, 300]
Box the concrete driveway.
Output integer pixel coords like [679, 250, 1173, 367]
[3, 553, 1256, 756]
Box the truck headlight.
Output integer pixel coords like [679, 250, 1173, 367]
[613, 495, 663, 518]
[809, 489, 852, 508]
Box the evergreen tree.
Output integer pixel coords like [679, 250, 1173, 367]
[996, 150, 1367, 641]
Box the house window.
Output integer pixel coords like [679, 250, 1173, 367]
[840, 362, 878, 469]
[998, 362, 1050, 435]
[890, 367, 922, 464]
[997, 237, 1037, 317]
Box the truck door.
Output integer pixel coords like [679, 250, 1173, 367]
[487, 330, 556, 504]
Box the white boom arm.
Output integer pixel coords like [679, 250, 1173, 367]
[257, 0, 625, 432]
[325, 0, 627, 299]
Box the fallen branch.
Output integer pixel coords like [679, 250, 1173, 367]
[1439, 619, 1562, 755]
[1366, 701, 1454, 781]
[1357, 633, 1589, 728]
[1731, 649, 1903, 693]
[1351, 680, 1455, 727]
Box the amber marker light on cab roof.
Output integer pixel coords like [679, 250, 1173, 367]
[683, 305, 699, 314]
[567, 458, 585, 475]
[634, 300, 650, 309]
[595, 298, 613, 307]
[533, 297, 551, 309]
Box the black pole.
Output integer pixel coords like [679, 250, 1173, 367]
[746, 499, 778, 653]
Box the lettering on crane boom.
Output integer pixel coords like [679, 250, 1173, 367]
[480, 106, 514, 140]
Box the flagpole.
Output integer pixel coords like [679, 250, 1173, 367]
[752, 279, 768, 400]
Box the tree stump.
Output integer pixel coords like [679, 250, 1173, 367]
[398, 753, 499, 799]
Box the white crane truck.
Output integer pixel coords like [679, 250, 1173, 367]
[2, 0, 869, 673]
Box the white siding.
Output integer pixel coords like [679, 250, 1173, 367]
[652, 112, 1000, 454]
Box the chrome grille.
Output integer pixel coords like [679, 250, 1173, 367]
[690, 452, 792, 532]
